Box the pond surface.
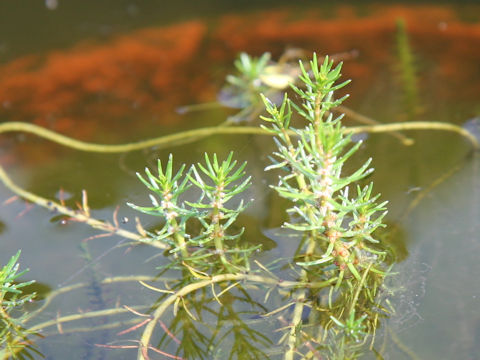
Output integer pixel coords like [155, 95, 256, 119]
[0, 2, 480, 359]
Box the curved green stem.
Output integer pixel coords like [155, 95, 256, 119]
[24, 275, 168, 323]
[336, 105, 414, 145]
[347, 121, 478, 149]
[137, 273, 337, 360]
[0, 164, 165, 247]
[349, 264, 372, 316]
[29, 305, 148, 333]
[0, 121, 267, 153]
[0, 120, 477, 154]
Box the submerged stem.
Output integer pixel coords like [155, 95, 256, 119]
[137, 273, 337, 360]
[0, 165, 159, 246]
[0, 121, 477, 154]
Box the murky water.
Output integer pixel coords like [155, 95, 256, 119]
[1, 2, 479, 359]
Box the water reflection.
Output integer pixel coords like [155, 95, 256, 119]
[463, 117, 480, 143]
[0, 4, 479, 142]
[0, 3, 479, 360]
[381, 153, 480, 359]
[151, 278, 272, 359]
[0, 21, 208, 141]
[0, 219, 5, 235]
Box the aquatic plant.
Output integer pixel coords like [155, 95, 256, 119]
[395, 18, 421, 120]
[128, 151, 258, 273]
[0, 251, 38, 359]
[259, 54, 390, 359]
[221, 52, 272, 122]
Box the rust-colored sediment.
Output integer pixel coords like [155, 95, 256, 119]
[0, 4, 478, 157]
[212, 5, 480, 100]
[0, 21, 208, 141]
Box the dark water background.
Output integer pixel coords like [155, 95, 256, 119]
[0, 1, 479, 359]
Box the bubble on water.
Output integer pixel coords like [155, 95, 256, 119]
[54, 189, 73, 202]
[351, 132, 368, 143]
[438, 21, 448, 31]
[45, 0, 58, 10]
[217, 85, 249, 109]
[463, 116, 480, 143]
[126, 4, 139, 17]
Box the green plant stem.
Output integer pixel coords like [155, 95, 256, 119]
[0, 121, 267, 153]
[210, 204, 229, 267]
[336, 105, 414, 145]
[30, 306, 149, 333]
[24, 275, 165, 323]
[40, 317, 143, 336]
[0, 121, 478, 154]
[170, 219, 188, 258]
[285, 285, 307, 360]
[349, 121, 478, 148]
[0, 164, 166, 248]
[314, 91, 325, 134]
[348, 264, 372, 316]
[213, 231, 229, 269]
[137, 273, 338, 360]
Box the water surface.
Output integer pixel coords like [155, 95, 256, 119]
[0, 2, 479, 359]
